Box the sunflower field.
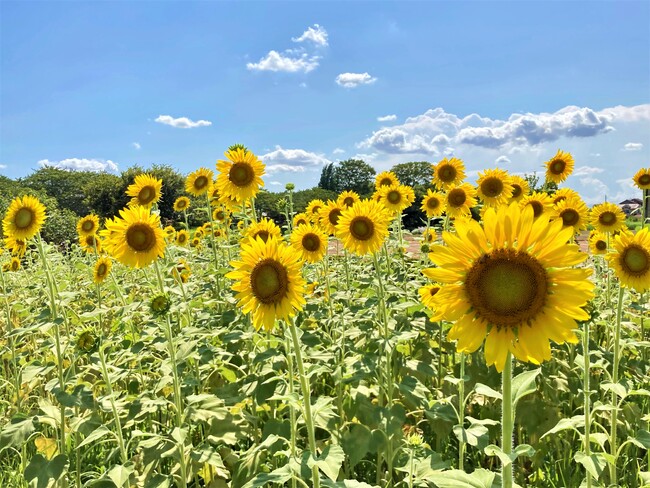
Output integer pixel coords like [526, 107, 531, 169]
[1, 146, 649, 488]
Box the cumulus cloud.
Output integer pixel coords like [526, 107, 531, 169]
[332, 148, 345, 154]
[155, 115, 212, 129]
[623, 142, 643, 151]
[573, 165, 605, 176]
[495, 156, 511, 165]
[0, 164, 7, 170]
[292, 24, 328, 47]
[38, 158, 119, 173]
[336, 72, 377, 88]
[261, 146, 332, 173]
[247, 50, 320, 73]
[266, 164, 306, 174]
[377, 114, 397, 122]
[269, 181, 283, 186]
[132, 142, 141, 150]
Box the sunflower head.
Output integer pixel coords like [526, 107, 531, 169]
[551, 188, 580, 206]
[290, 223, 328, 263]
[520, 192, 553, 219]
[375, 171, 399, 190]
[79, 234, 102, 254]
[476, 168, 513, 206]
[421, 189, 446, 218]
[77, 214, 100, 237]
[338, 190, 361, 208]
[2, 195, 47, 241]
[445, 183, 478, 219]
[633, 168, 650, 190]
[126, 174, 163, 208]
[590, 202, 626, 234]
[4, 235, 27, 257]
[544, 150, 575, 184]
[551, 197, 589, 233]
[588, 231, 608, 255]
[335, 199, 392, 256]
[75, 327, 98, 354]
[150, 294, 172, 317]
[175, 229, 190, 246]
[318, 200, 345, 235]
[4, 257, 21, 272]
[378, 184, 415, 214]
[292, 212, 310, 228]
[93, 256, 112, 284]
[418, 285, 443, 320]
[306, 199, 326, 222]
[212, 206, 230, 224]
[433, 158, 466, 189]
[509, 176, 530, 203]
[108, 206, 166, 269]
[216, 148, 265, 202]
[172, 259, 191, 283]
[245, 218, 282, 243]
[173, 196, 191, 212]
[607, 227, 650, 292]
[185, 168, 214, 197]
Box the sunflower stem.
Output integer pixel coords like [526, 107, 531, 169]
[284, 336, 298, 488]
[287, 317, 320, 488]
[204, 192, 222, 296]
[458, 352, 466, 471]
[583, 319, 593, 488]
[609, 285, 625, 484]
[501, 351, 514, 488]
[97, 343, 128, 464]
[0, 264, 21, 413]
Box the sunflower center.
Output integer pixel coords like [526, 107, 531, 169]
[560, 209, 579, 226]
[529, 201, 544, 218]
[387, 190, 402, 204]
[481, 177, 504, 198]
[178, 234, 187, 243]
[11, 260, 19, 271]
[177, 200, 187, 209]
[311, 206, 322, 214]
[328, 209, 342, 226]
[250, 259, 289, 304]
[430, 286, 440, 296]
[302, 233, 321, 252]
[426, 233, 434, 243]
[599, 211, 616, 225]
[216, 211, 225, 220]
[296, 218, 307, 226]
[85, 235, 97, 246]
[343, 197, 354, 207]
[427, 198, 440, 210]
[448, 189, 466, 207]
[14, 208, 34, 229]
[82, 220, 95, 232]
[229, 163, 254, 187]
[465, 249, 548, 327]
[621, 245, 649, 276]
[126, 224, 156, 252]
[595, 240, 607, 251]
[138, 186, 156, 205]
[511, 185, 522, 199]
[438, 165, 456, 182]
[194, 176, 209, 190]
[550, 159, 566, 175]
[255, 231, 270, 242]
[639, 174, 650, 185]
[380, 178, 393, 187]
[350, 217, 374, 241]
[97, 263, 107, 277]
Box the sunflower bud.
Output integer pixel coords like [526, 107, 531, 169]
[150, 294, 172, 317]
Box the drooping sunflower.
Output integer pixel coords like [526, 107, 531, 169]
[551, 197, 589, 234]
[509, 175, 530, 203]
[607, 227, 650, 292]
[421, 189, 446, 218]
[290, 223, 328, 263]
[590, 202, 626, 234]
[173, 196, 191, 212]
[318, 200, 345, 235]
[79, 234, 102, 254]
[338, 190, 361, 208]
[520, 192, 553, 219]
[2, 195, 47, 241]
[108, 206, 166, 269]
[476, 168, 513, 207]
[185, 168, 213, 197]
[633, 168, 650, 190]
[423, 203, 593, 372]
[378, 184, 416, 214]
[226, 236, 306, 331]
[544, 150, 575, 184]
[375, 171, 399, 190]
[433, 158, 466, 190]
[93, 256, 112, 284]
[77, 214, 100, 237]
[418, 285, 443, 320]
[588, 231, 608, 255]
[245, 218, 282, 243]
[292, 212, 310, 228]
[306, 199, 326, 222]
[126, 174, 162, 208]
[335, 199, 392, 256]
[216, 147, 265, 202]
[551, 188, 581, 206]
[445, 183, 478, 219]
[4, 235, 27, 257]
[175, 229, 190, 246]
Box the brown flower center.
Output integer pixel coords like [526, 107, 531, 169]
[254, 230, 270, 242]
[82, 220, 95, 232]
[387, 190, 402, 205]
[528, 201, 544, 218]
[328, 209, 342, 226]
[560, 209, 579, 226]
[250, 259, 289, 304]
[302, 233, 321, 252]
[448, 189, 467, 207]
[511, 184, 522, 199]
[343, 197, 355, 207]
[194, 176, 209, 190]
[427, 197, 440, 210]
[97, 263, 108, 277]
[14, 208, 34, 229]
[350, 216, 374, 241]
[550, 159, 566, 175]
[598, 211, 617, 226]
[138, 186, 156, 205]
[127, 224, 156, 252]
[481, 177, 504, 198]
[595, 240, 607, 251]
[639, 174, 650, 185]
[229, 163, 254, 187]
[438, 164, 456, 183]
[380, 177, 393, 187]
[621, 245, 649, 276]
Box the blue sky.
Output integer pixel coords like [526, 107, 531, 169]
[1, 1, 649, 204]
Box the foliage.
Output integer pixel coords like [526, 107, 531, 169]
[391, 161, 434, 189]
[318, 159, 376, 196]
[20, 167, 96, 216]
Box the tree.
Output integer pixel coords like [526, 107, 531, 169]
[20, 167, 96, 216]
[318, 163, 337, 191]
[391, 161, 434, 189]
[333, 159, 376, 196]
[82, 173, 123, 218]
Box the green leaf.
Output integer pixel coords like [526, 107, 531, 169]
[24, 454, 68, 488]
[511, 369, 541, 407]
[630, 430, 650, 449]
[540, 415, 583, 439]
[0, 416, 36, 452]
[601, 382, 627, 399]
[427, 468, 496, 487]
[453, 424, 489, 447]
[314, 444, 345, 481]
[474, 383, 502, 400]
[322, 481, 378, 488]
[242, 465, 293, 488]
[574, 451, 607, 480]
[77, 425, 113, 449]
[105, 463, 134, 487]
[342, 424, 372, 469]
[483, 444, 535, 468]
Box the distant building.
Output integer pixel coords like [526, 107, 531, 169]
[619, 198, 643, 216]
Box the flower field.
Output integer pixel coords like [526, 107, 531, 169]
[1, 148, 649, 488]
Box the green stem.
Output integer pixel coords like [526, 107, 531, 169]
[285, 336, 298, 488]
[583, 319, 593, 488]
[458, 352, 466, 471]
[98, 344, 128, 463]
[501, 352, 514, 488]
[204, 192, 222, 297]
[609, 285, 625, 484]
[0, 264, 21, 412]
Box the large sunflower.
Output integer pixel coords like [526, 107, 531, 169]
[445, 183, 478, 219]
[520, 192, 553, 219]
[185, 168, 213, 197]
[544, 150, 574, 184]
[2, 195, 47, 241]
[590, 202, 626, 234]
[215, 147, 265, 202]
[108, 206, 166, 268]
[318, 200, 345, 235]
[433, 158, 466, 190]
[551, 197, 589, 234]
[245, 218, 282, 243]
[226, 237, 306, 331]
[378, 184, 415, 214]
[338, 190, 361, 208]
[375, 171, 400, 190]
[290, 223, 328, 263]
[421, 189, 446, 218]
[173, 196, 191, 212]
[607, 227, 650, 292]
[509, 176, 530, 203]
[93, 256, 112, 284]
[476, 168, 513, 207]
[335, 199, 392, 256]
[126, 174, 162, 208]
[423, 203, 593, 372]
[633, 168, 650, 190]
[77, 214, 100, 237]
[589, 231, 608, 255]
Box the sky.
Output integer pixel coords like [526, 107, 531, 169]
[1, 0, 649, 204]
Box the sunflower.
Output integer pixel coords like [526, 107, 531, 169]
[375, 171, 399, 190]
[551, 188, 580, 206]
[544, 150, 575, 184]
[445, 184, 478, 219]
[226, 237, 306, 331]
[509, 176, 530, 203]
[5, 257, 21, 272]
[4, 235, 27, 257]
[590, 202, 626, 234]
[191, 237, 201, 248]
[77, 214, 100, 237]
[476, 168, 513, 207]
[633, 168, 650, 190]
[551, 197, 589, 234]
[215, 147, 265, 202]
[589, 231, 609, 255]
[173, 196, 191, 212]
[2, 195, 47, 241]
[433, 158, 466, 190]
[172, 259, 191, 283]
[93, 257, 112, 284]
[290, 223, 328, 263]
[292, 212, 310, 228]
[423, 203, 593, 372]
[335, 199, 392, 256]
[194, 228, 205, 239]
[418, 285, 443, 320]
[175, 229, 190, 246]
[245, 218, 282, 243]
[421, 189, 446, 218]
[212, 206, 230, 224]
[306, 199, 326, 222]
[378, 184, 415, 214]
[338, 190, 361, 208]
[108, 206, 166, 268]
[126, 174, 162, 208]
[79, 234, 102, 254]
[607, 227, 650, 292]
[213, 228, 227, 239]
[318, 200, 345, 235]
[422, 229, 437, 244]
[185, 168, 213, 197]
[163, 225, 176, 240]
[520, 192, 553, 219]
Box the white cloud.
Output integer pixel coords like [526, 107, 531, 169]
[261, 146, 332, 174]
[0, 164, 7, 170]
[292, 24, 328, 47]
[266, 164, 306, 174]
[573, 165, 605, 176]
[247, 50, 320, 73]
[332, 148, 345, 155]
[336, 72, 377, 88]
[623, 142, 643, 151]
[495, 155, 511, 165]
[155, 115, 212, 129]
[269, 181, 283, 186]
[132, 142, 141, 150]
[377, 114, 397, 122]
[38, 158, 119, 173]
[299, 82, 307, 88]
